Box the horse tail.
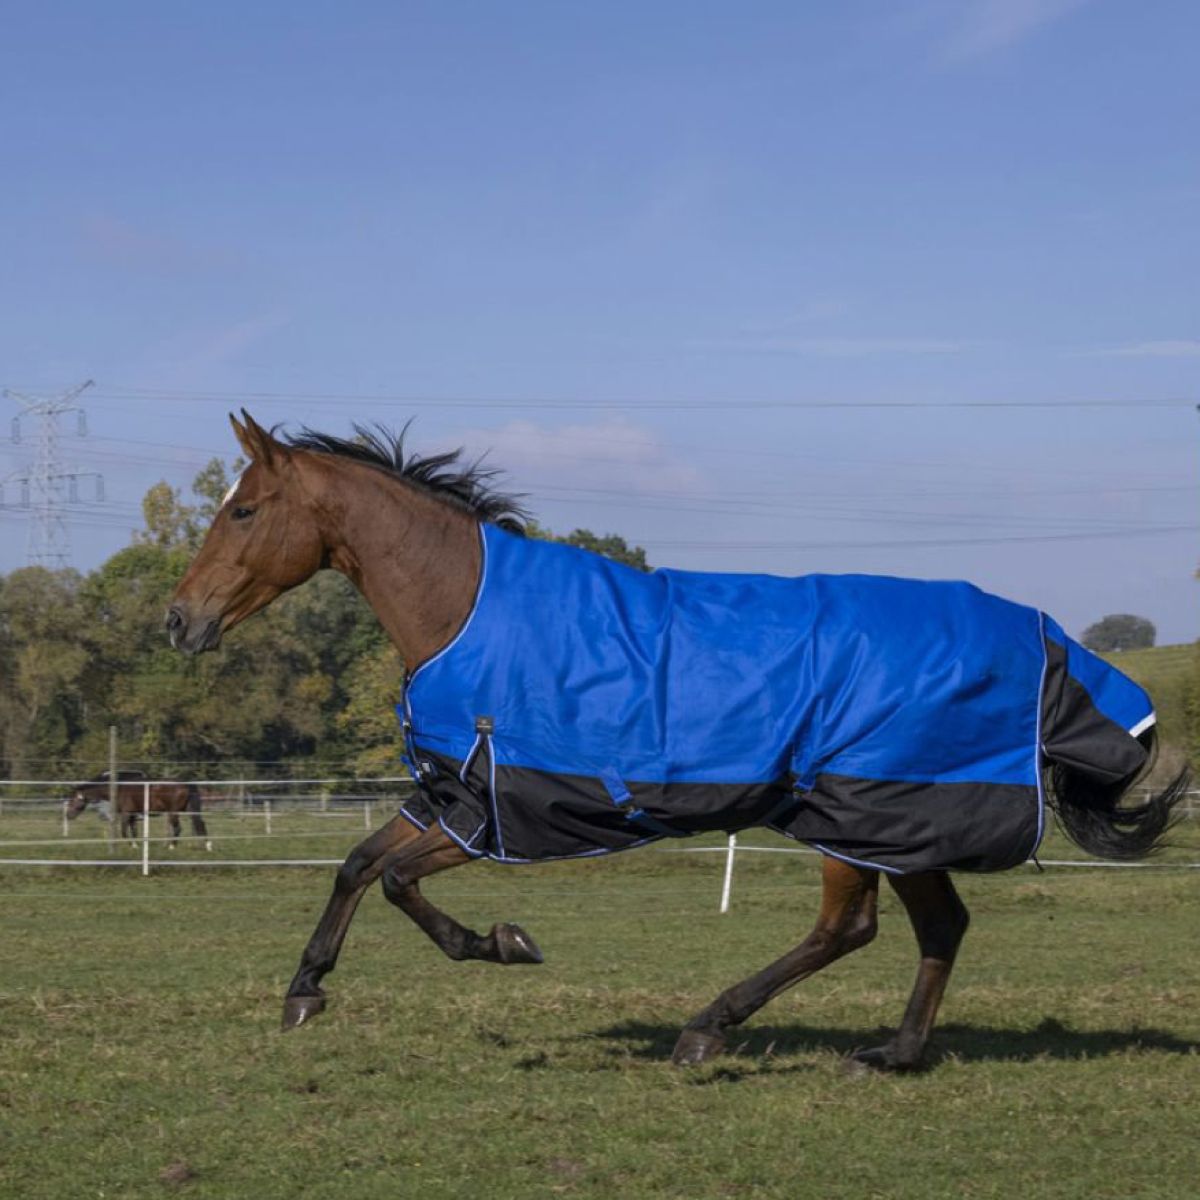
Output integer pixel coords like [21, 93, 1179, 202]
[1045, 728, 1190, 861]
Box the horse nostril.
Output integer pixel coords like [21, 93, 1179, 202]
[166, 605, 186, 645]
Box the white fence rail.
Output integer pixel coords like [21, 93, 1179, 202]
[0, 777, 417, 874]
[3, 779, 1199, 913]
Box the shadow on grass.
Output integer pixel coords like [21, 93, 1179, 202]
[581, 1016, 1200, 1072]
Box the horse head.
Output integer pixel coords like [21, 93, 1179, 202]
[167, 411, 327, 655]
[65, 785, 93, 820]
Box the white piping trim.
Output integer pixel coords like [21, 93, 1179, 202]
[406, 523, 489, 687]
[1031, 611, 1049, 859]
[1129, 712, 1157, 739]
[806, 841, 904, 876]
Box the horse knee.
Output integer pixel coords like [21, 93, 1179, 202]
[379, 866, 413, 907]
[335, 850, 374, 896]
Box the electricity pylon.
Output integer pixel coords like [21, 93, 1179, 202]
[3, 380, 103, 568]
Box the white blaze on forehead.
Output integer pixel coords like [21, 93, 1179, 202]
[221, 472, 244, 509]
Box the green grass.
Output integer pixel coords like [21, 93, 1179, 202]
[1105, 642, 1197, 759]
[2, 839, 1200, 1199]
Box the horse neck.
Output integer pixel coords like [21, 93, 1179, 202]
[305, 455, 482, 672]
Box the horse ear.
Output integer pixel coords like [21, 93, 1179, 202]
[233, 409, 289, 467]
[229, 412, 256, 461]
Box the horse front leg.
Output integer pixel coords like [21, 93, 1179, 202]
[283, 815, 430, 1027]
[673, 856, 879, 1065]
[380, 871, 543, 965]
[282, 817, 540, 1030]
[167, 812, 181, 849]
[850, 870, 969, 1072]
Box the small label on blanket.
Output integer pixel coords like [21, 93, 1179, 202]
[475, 715, 495, 734]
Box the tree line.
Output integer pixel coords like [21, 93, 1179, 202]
[2, 460, 1196, 781]
[0, 459, 650, 780]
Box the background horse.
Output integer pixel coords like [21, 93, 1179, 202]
[68, 770, 209, 847]
[165, 411, 1188, 1072]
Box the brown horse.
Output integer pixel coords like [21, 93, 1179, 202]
[68, 770, 209, 847]
[167, 412, 1187, 1071]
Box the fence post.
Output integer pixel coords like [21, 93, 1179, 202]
[141, 781, 151, 877]
[719, 834, 737, 914]
[264, 795, 272, 836]
[107, 725, 118, 851]
[363, 798, 372, 830]
[62, 800, 69, 838]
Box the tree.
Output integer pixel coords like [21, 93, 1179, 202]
[1080, 613, 1156, 653]
[134, 457, 242, 553]
[0, 567, 89, 776]
[0, 472, 656, 777]
[136, 481, 200, 550]
[526, 522, 651, 572]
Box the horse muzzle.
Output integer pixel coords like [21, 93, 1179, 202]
[166, 604, 222, 655]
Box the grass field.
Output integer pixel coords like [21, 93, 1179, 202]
[1106, 642, 1196, 759]
[3, 820, 1200, 1199]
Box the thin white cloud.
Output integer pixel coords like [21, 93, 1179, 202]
[450, 417, 704, 502]
[940, 0, 1095, 62]
[131, 312, 292, 384]
[77, 212, 239, 274]
[188, 313, 291, 369]
[1089, 340, 1200, 359]
[737, 300, 853, 335]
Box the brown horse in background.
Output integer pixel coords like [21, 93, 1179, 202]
[67, 770, 209, 847]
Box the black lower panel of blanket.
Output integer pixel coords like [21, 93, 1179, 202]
[402, 749, 1040, 872]
[776, 773, 1040, 873]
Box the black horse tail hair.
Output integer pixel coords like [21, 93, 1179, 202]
[1046, 730, 1191, 861]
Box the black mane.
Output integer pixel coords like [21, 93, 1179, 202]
[285, 423, 528, 534]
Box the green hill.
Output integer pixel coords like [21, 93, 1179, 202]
[1104, 642, 1196, 764]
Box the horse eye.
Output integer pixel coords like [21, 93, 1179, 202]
[231, 506, 256, 521]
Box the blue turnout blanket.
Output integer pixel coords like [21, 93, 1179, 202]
[397, 526, 1154, 874]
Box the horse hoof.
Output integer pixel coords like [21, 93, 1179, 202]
[281, 994, 326, 1031]
[491, 923, 544, 965]
[847, 1043, 922, 1074]
[671, 1029, 726, 1066]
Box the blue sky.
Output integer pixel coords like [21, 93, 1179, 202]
[1, 1, 1197, 641]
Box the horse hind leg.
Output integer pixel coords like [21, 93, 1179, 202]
[186, 789, 211, 847]
[673, 857, 879, 1066]
[850, 870, 969, 1072]
[167, 812, 181, 849]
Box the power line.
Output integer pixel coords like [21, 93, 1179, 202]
[641, 524, 1200, 553]
[80, 385, 1198, 411]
